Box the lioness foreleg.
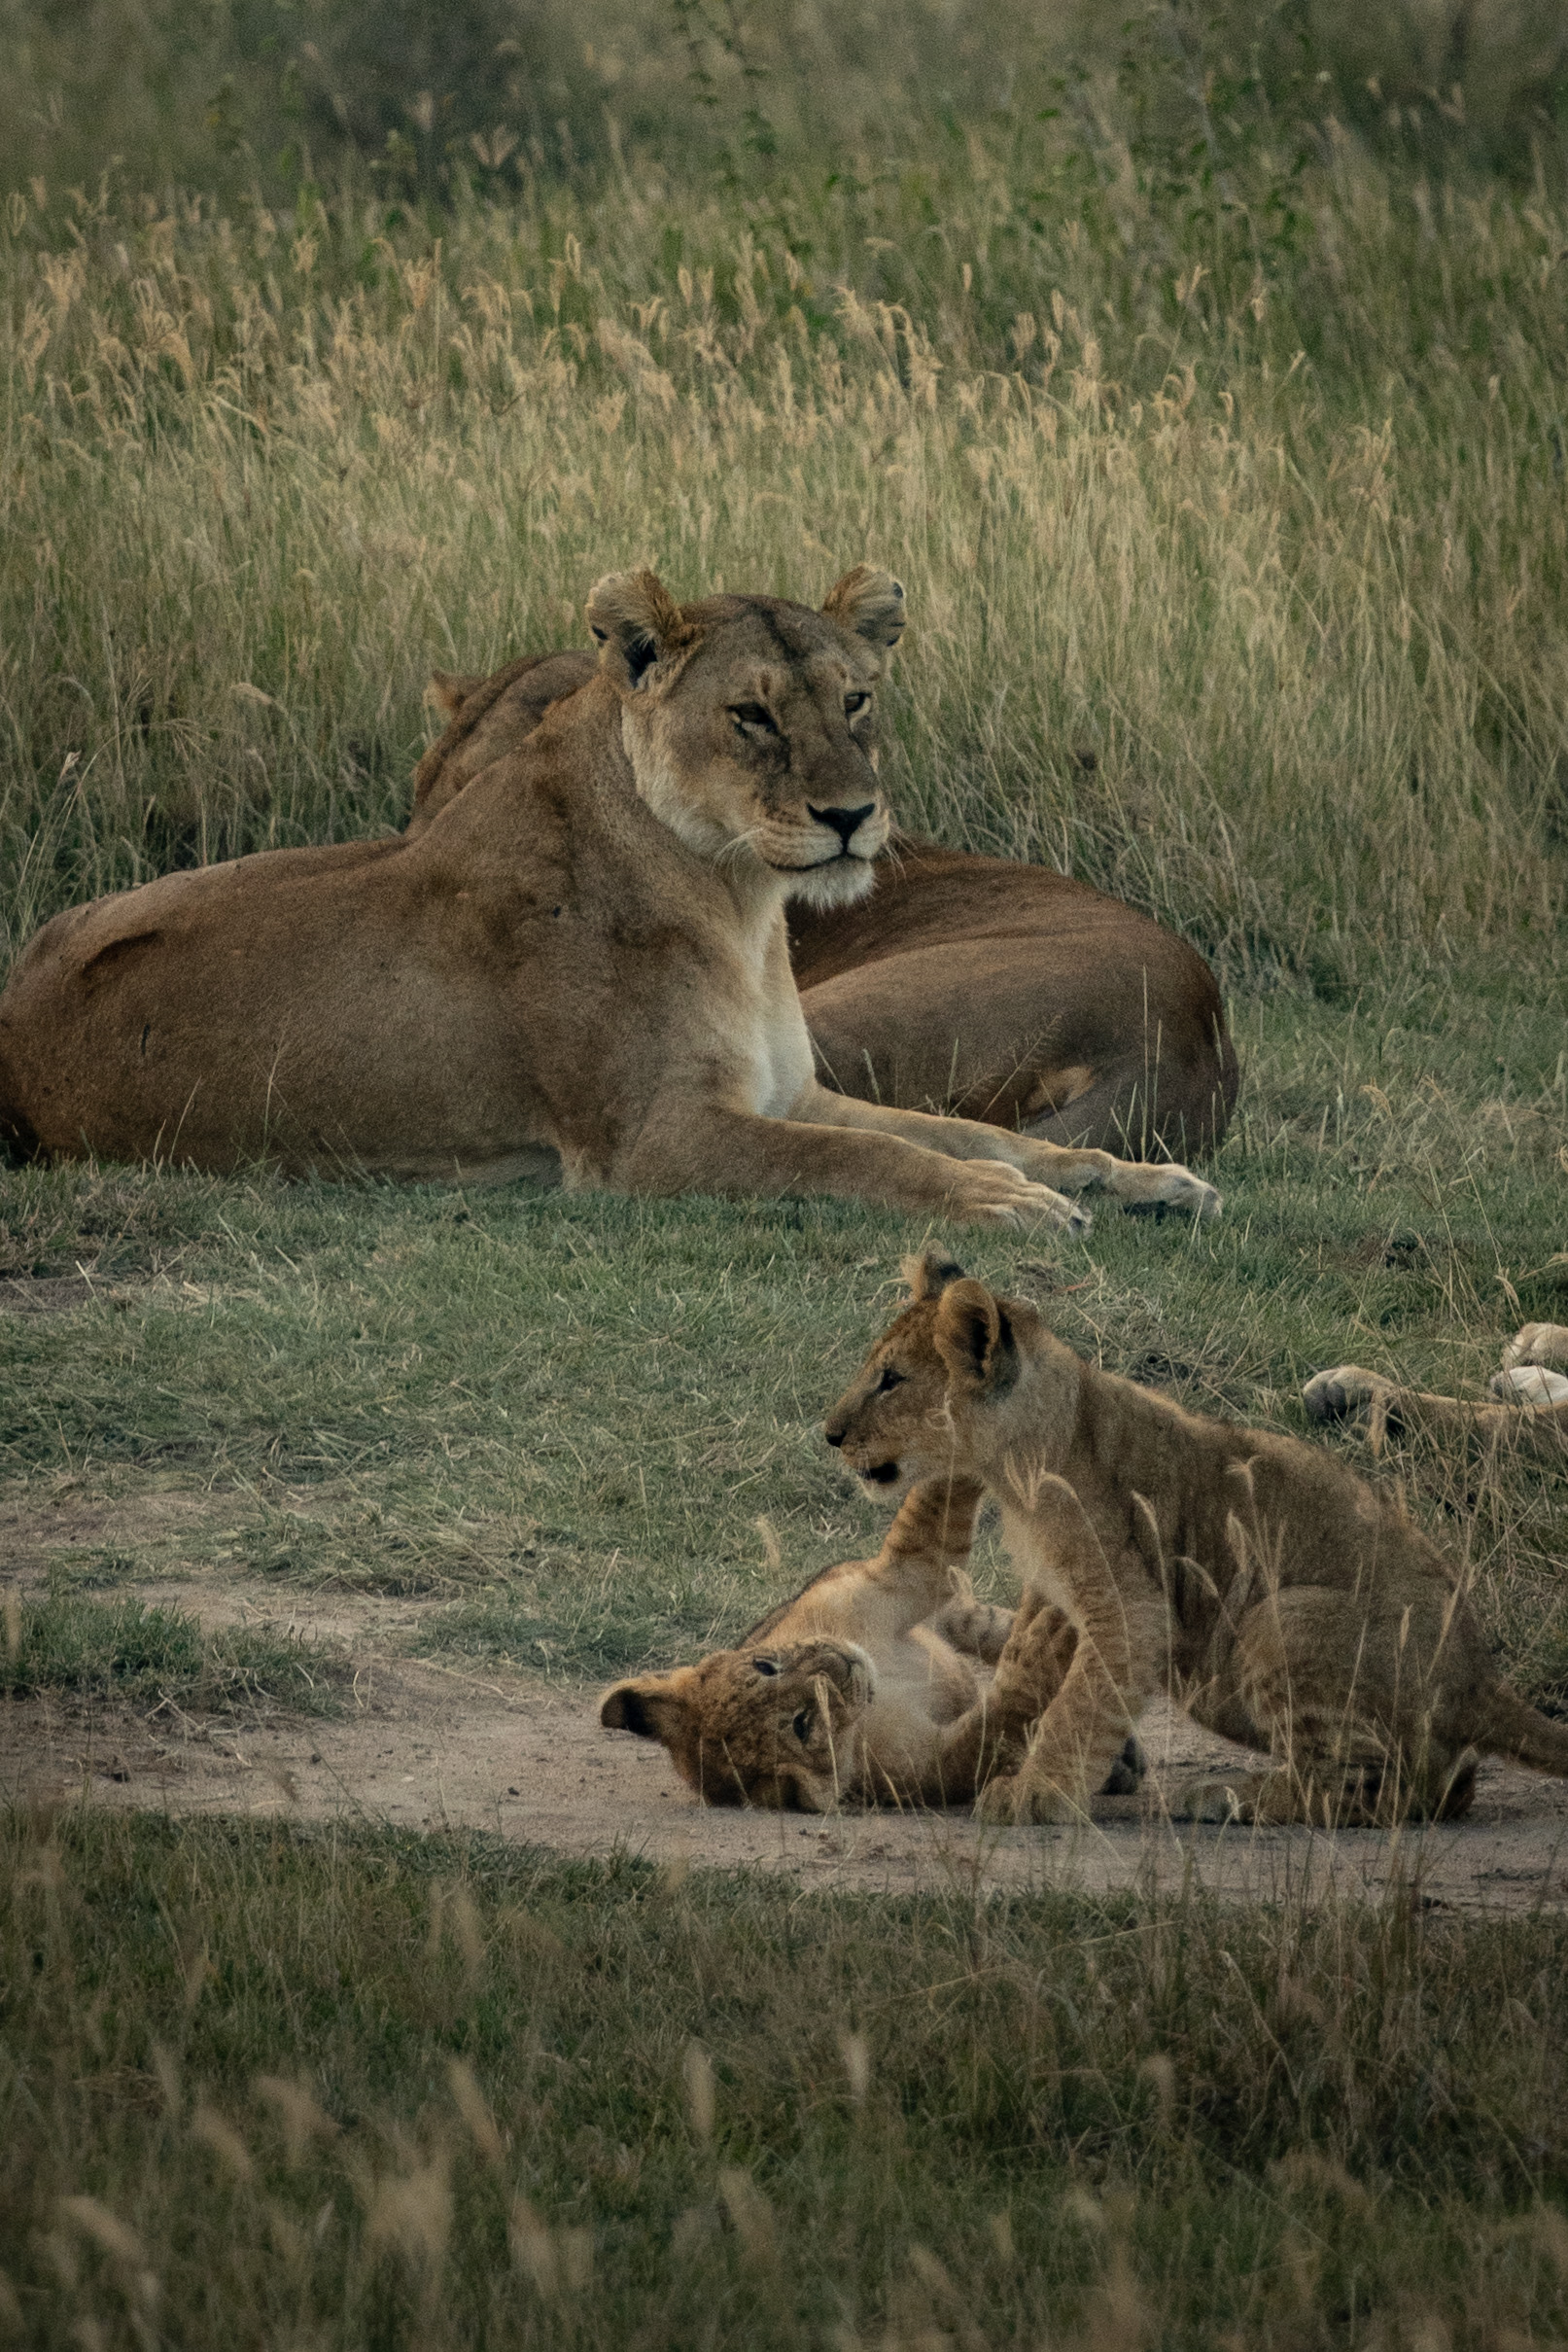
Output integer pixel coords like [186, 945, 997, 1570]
[618, 1104, 1093, 1229]
[796, 1084, 1220, 1225]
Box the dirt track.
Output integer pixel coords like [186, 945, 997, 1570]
[6, 1575, 1568, 1913]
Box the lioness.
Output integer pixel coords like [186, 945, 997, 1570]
[821, 1252, 1568, 1826]
[600, 1476, 1144, 1810]
[413, 649, 1238, 1157]
[0, 568, 1218, 1230]
[1305, 1324, 1568, 1464]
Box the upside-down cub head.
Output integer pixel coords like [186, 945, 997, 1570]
[823, 1252, 1060, 1499]
[583, 563, 904, 909]
[600, 1638, 877, 1810]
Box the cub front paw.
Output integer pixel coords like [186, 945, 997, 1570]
[974, 1773, 1081, 1826]
[1302, 1365, 1390, 1424]
[1176, 1778, 1249, 1824]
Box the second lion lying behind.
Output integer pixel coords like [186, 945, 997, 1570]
[599, 1479, 1142, 1810]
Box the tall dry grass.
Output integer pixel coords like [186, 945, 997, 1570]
[2, 122, 1566, 988]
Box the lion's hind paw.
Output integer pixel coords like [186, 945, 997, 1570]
[1489, 1364, 1568, 1407]
[1500, 1323, 1568, 1373]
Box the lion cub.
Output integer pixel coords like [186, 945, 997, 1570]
[600, 1479, 1140, 1811]
[822, 1253, 1568, 1828]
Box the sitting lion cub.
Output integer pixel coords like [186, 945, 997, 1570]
[822, 1253, 1568, 1827]
[600, 1478, 1142, 1811]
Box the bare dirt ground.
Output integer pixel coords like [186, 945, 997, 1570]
[6, 1565, 1568, 1913]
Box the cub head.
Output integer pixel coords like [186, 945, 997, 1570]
[584, 563, 904, 909]
[600, 1638, 876, 1810]
[823, 1252, 1061, 1500]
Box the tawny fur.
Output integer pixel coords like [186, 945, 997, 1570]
[599, 1478, 1141, 1810]
[820, 1254, 1568, 1828]
[1304, 1324, 1568, 1467]
[407, 648, 1237, 1159]
[0, 571, 1220, 1230]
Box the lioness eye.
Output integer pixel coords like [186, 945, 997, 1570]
[845, 691, 870, 717]
[792, 1709, 812, 1741]
[876, 1366, 904, 1394]
[752, 1657, 781, 1677]
[731, 702, 778, 734]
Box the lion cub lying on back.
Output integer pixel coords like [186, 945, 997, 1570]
[822, 1253, 1568, 1828]
[600, 1479, 1141, 1811]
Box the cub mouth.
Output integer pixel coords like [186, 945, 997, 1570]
[861, 1459, 900, 1487]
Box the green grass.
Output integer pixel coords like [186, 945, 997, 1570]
[3, 6, 1568, 2331]
[4, 1808, 1568, 2350]
[1, 975, 1565, 1701]
[0, 1592, 344, 1714]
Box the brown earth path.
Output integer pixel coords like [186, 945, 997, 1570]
[5, 1573, 1568, 1914]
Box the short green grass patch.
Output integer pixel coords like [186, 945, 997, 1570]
[3, 1808, 1568, 2350]
[0, 1593, 344, 1716]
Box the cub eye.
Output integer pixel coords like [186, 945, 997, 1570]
[875, 1366, 905, 1395]
[730, 702, 778, 735]
[791, 1709, 812, 1741]
[752, 1657, 781, 1677]
[844, 691, 870, 718]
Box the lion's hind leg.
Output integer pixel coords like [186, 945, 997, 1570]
[1177, 1589, 1480, 1828]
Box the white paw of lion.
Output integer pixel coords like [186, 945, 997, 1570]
[975, 1185, 1092, 1237]
[1156, 1165, 1223, 1221]
[1489, 1364, 1568, 1407]
[1501, 1322, 1568, 1372]
[1301, 1365, 1389, 1423]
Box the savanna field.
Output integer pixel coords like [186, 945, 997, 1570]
[4, 1, 1568, 2340]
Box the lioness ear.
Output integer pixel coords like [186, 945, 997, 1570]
[428, 670, 481, 716]
[934, 1279, 1016, 1392]
[585, 569, 699, 691]
[901, 1249, 967, 1303]
[821, 565, 907, 655]
[600, 1673, 692, 1745]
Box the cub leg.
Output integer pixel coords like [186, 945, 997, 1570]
[926, 1589, 1079, 1802]
[1178, 1589, 1480, 1827]
[977, 1479, 1163, 1825]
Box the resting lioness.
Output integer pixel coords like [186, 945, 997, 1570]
[411, 650, 1240, 1159]
[821, 1252, 1568, 1826]
[600, 1476, 1144, 1810]
[0, 567, 1218, 1230]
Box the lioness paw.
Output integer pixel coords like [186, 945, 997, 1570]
[1501, 1323, 1568, 1373]
[1302, 1365, 1390, 1423]
[1489, 1364, 1568, 1407]
[1142, 1164, 1223, 1221]
[956, 1166, 1091, 1235]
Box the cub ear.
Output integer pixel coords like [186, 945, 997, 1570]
[933, 1278, 1016, 1392]
[428, 670, 482, 717]
[585, 570, 700, 691]
[901, 1249, 967, 1303]
[599, 1672, 692, 1745]
[821, 564, 907, 655]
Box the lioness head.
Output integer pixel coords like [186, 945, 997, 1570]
[584, 563, 904, 909]
[823, 1252, 1073, 1500]
[600, 1637, 876, 1809]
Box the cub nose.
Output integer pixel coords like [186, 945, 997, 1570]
[822, 1418, 846, 1449]
[808, 800, 876, 850]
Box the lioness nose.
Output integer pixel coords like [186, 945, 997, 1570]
[809, 801, 875, 849]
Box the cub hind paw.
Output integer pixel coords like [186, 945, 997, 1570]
[1302, 1365, 1390, 1424]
